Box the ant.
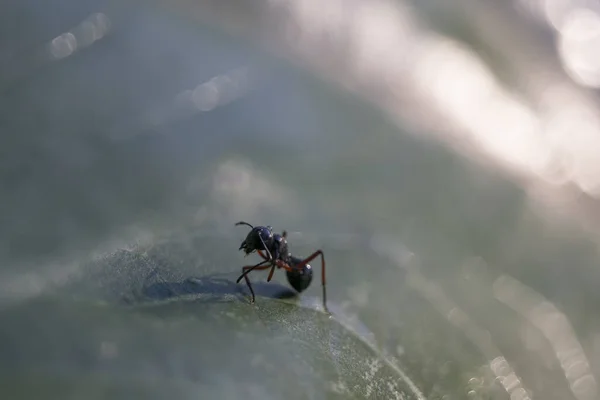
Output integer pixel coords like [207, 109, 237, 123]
[234, 221, 328, 312]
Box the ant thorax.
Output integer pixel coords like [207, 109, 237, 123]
[272, 233, 290, 261]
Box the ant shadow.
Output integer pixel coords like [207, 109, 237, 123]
[127, 271, 299, 305]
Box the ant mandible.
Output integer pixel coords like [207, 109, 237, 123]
[234, 221, 328, 312]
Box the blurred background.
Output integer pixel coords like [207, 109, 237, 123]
[2, 0, 600, 399]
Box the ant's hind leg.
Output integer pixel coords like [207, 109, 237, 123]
[295, 250, 328, 312]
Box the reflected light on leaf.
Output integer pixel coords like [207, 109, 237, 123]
[413, 37, 551, 179]
[192, 80, 220, 112]
[543, 0, 580, 29]
[414, 38, 496, 138]
[545, 104, 600, 196]
[557, 8, 600, 88]
[47, 12, 111, 61]
[49, 33, 78, 60]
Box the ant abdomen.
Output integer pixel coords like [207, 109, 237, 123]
[286, 256, 313, 293]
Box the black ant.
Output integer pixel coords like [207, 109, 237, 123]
[234, 221, 328, 312]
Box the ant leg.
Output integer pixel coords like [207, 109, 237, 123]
[257, 235, 273, 262]
[294, 250, 328, 312]
[241, 273, 255, 302]
[257, 250, 269, 261]
[237, 261, 271, 303]
[266, 260, 293, 282]
[267, 265, 276, 282]
[236, 260, 270, 284]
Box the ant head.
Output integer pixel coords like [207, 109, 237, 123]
[236, 222, 274, 254]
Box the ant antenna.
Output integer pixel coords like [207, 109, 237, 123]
[235, 221, 254, 229]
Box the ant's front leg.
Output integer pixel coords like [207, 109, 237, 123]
[257, 235, 273, 262]
[266, 260, 291, 282]
[257, 250, 269, 261]
[256, 249, 277, 282]
[237, 259, 270, 303]
[258, 251, 289, 282]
